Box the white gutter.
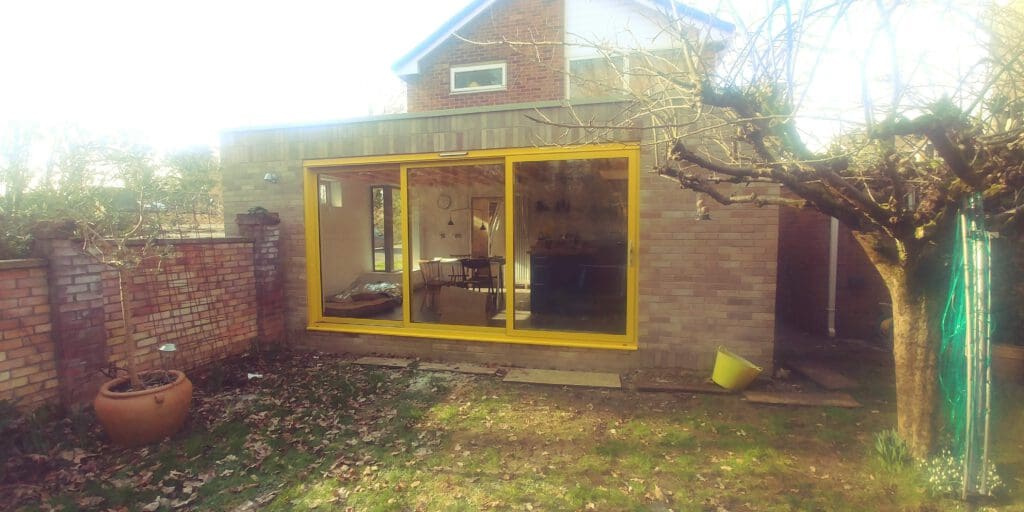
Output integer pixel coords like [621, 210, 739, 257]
[827, 216, 839, 338]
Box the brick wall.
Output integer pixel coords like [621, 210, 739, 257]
[991, 233, 1023, 344]
[637, 173, 779, 370]
[221, 102, 779, 372]
[237, 213, 285, 346]
[32, 234, 110, 407]
[776, 204, 890, 339]
[0, 260, 59, 409]
[100, 240, 259, 376]
[0, 226, 279, 410]
[405, 0, 565, 112]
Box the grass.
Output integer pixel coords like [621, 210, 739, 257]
[2, 350, 1023, 511]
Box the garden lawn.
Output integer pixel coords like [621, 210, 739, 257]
[2, 350, 1022, 512]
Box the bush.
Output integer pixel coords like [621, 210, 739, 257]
[874, 429, 911, 469]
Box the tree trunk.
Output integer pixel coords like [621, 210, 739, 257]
[888, 274, 941, 458]
[118, 269, 142, 390]
[852, 232, 944, 459]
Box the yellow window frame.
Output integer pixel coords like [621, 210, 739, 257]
[303, 143, 640, 350]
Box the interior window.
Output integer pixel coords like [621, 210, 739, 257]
[371, 185, 402, 273]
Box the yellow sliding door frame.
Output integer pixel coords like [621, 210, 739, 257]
[303, 143, 639, 350]
[504, 150, 639, 346]
[304, 165, 403, 329]
[400, 159, 505, 336]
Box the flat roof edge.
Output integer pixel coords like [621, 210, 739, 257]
[221, 98, 630, 135]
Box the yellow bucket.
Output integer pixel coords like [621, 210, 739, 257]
[711, 346, 763, 391]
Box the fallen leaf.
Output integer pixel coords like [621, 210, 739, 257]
[652, 484, 666, 501]
[256, 491, 278, 505]
[76, 496, 105, 507]
[141, 498, 165, 512]
[60, 449, 96, 464]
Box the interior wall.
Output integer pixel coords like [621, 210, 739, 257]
[319, 180, 372, 295]
[412, 182, 504, 261]
[516, 160, 628, 249]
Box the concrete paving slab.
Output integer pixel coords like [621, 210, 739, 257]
[785, 360, 858, 390]
[503, 369, 621, 389]
[416, 362, 500, 376]
[633, 375, 733, 394]
[353, 357, 412, 368]
[743, 391, 861, 408]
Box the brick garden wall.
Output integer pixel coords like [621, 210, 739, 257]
[0, 260, 59, 409]
[221, 102, 779, 372]
[100, 240, 259, 378]
[405, 0, 565, 112]
[0, 222, 281, 411]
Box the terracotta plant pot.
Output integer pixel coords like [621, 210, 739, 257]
[993, 344, 1024, 383]
[93, 370, 193, 447]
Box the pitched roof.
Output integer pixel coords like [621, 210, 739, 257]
[392, 0, 735, 76]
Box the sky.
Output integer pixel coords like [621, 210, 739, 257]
[0, 0, 469, 150]
[0, 0, 1001, 153]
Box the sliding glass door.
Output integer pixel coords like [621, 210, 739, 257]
[306, 145, 637, 348]
[404, 162, 507, 329]
[508, 155, 631, 336]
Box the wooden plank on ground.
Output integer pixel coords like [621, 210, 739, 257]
[786, 361, 858, 390]
[353, 357, 412, 368]
[633, 375, 733, 394]
[503, 369, 621, 389]
[742, 391, 861, 408]
[416, 362, 499, 376]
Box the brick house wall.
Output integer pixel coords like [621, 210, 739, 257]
[0, 260, 59, 408]
[220, 102, 779, 372]
[405, 0, 565, 112]
[776, 205, 890, 339]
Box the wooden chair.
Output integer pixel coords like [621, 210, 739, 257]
[418, 260, 447, 311]
[459, 258, 495, 293]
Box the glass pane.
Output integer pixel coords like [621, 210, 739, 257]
[628, 49, 685, 97]
[372, 187, 386, 271]
[513, 158, 628, 334]
[318, 167, 403, 321]
[569, 56, 625, 99]
[408, 163, 506, 327]
[371, 186, 403, 272]
[392, 189, 403, 271]
[453, 67, 504, 90]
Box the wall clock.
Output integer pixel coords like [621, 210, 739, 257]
[436, 193, 452, 210]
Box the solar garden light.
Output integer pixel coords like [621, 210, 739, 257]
[158, 343, 178, 374]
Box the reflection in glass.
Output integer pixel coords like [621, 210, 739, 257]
[318, 167, 403, 321]
[513, 158, 628, 334]
[407, 163, 506, 327]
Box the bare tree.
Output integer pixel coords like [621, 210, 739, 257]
[515, 0, 1024, 457]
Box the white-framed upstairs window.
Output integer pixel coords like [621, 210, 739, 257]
[450, 62, 507, 93]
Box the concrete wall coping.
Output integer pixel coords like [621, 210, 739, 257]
[222, 98, 629, 135]
[0, 258, 48, 270]
[123, 237, 252, 247]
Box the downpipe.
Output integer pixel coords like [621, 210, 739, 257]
[827, 217, 839, 338]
